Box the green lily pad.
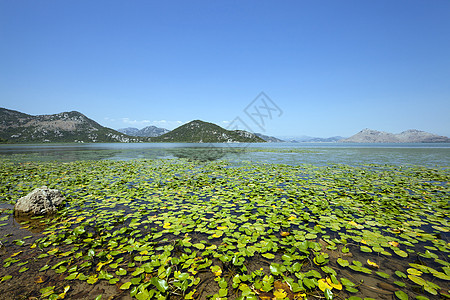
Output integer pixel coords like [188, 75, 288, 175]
[395, 290, 409, 300]
[337, 258, 349, 267]
[193, 243, 205, 250]
[262, 253, 275, 259]
[120, 282, 132, 290]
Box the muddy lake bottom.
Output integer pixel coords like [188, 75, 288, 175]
[0, 157, 449, 300]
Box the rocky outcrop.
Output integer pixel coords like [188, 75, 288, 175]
[14, 186, 65, 216]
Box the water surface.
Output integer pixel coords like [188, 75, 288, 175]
[0, 142, 449, 166]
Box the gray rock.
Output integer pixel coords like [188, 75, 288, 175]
[14, 186, 65, 216]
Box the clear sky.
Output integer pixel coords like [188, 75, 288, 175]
[1, 1, 449, 138]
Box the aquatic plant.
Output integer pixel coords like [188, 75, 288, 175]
[0, 159, 448, 299]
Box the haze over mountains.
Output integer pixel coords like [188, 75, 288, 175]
[278, 135, 345, 143]
[1, 107, 449, 144]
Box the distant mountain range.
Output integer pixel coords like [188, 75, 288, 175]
[254, 133, 284, 143]
[118, 126, 282, 142]
[151, 120, 264, 143]
[1, 107, 448, 144]
[0, 108, 264, 143]
[307, 136, 345, 142]
[279, 135, 345, 143]
[117, 126, 170, 137]
[342, 128, 450, 143]
[0, 108, 144, 143]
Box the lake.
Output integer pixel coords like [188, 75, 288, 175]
[0, 142, 449, 166]
[0, 143, 449, 299]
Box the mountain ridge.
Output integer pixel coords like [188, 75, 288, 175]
[118, 126, 170, 137]
[151, 120, 265, 143]
[2, 107, 448, 144]
[254, 133, 284, 142]
[0, 108, 265, 143]
[0, 108, 145, 143]
[342, 128, 450, 143]
[276, 135, 345, 142]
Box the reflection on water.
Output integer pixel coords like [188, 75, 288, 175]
[167, 146, 242, 162]
[0, 143, 449, 166]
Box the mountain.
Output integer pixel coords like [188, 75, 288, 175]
[396, 129, 450, 143]
[118, 126, 170, 137]
[151, 120, 265, 143]
[117, 127, 140, 136]
[255, 133, 284, 142]
[277, 135, 345, 142]
[342, 128, 450, 143]
[306, 136, 345, 142]
[0, 108, 145, 143]
[140, 126, 170, 137]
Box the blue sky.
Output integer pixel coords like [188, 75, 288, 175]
[1, 1, 449, 137]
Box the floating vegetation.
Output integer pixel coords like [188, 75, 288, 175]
[0, 159, 449, 299]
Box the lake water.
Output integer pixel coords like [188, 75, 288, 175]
[0, 144, 449, 299]
[0, 142, 449, 166]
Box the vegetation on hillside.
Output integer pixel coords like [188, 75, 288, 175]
[152, 120, 265, 143]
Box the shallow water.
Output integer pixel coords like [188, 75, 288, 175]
[0, 142, 449, 166]
[0, 146, 449, 299]
[1, 160, 449, 299]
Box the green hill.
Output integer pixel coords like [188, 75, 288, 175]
[0, 108, 145, 143]
[151, 120, 265, 143]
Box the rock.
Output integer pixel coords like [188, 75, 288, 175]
[14, 186, 65, 216]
